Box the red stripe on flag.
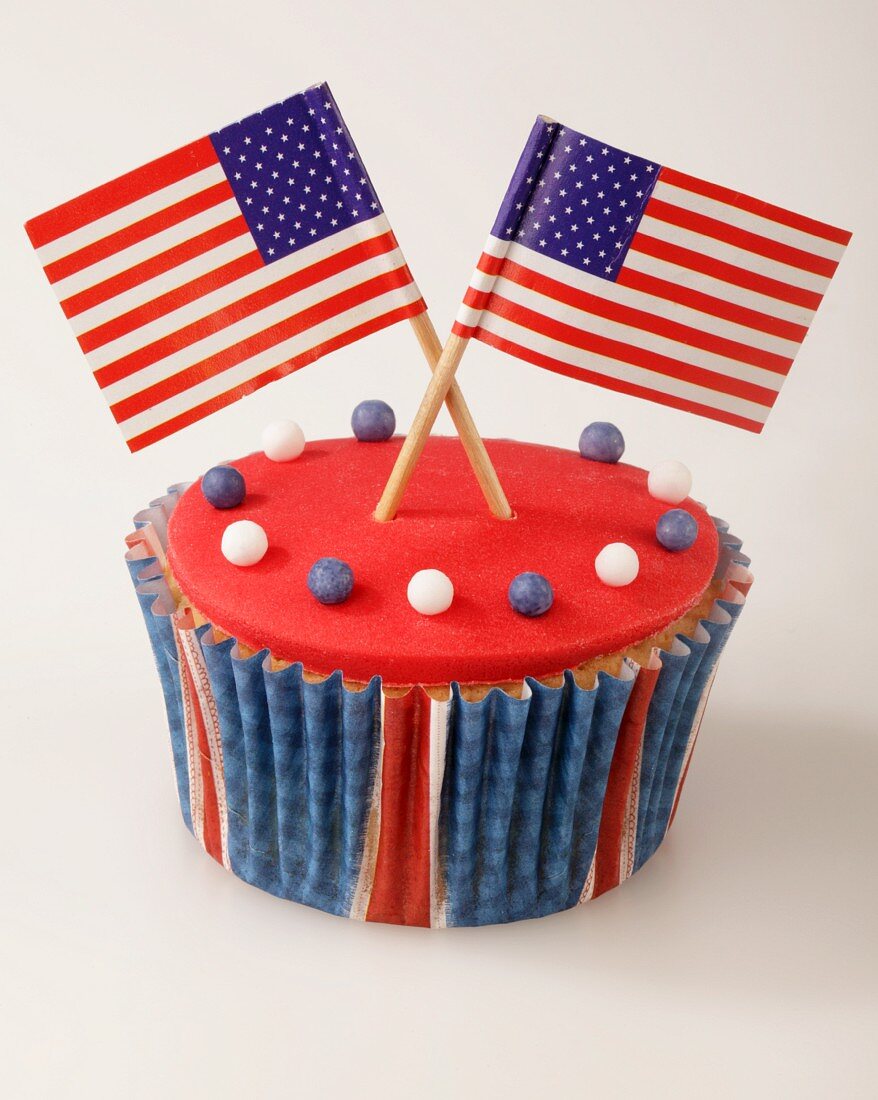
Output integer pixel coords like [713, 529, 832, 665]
[476, 252, 505, 277]
[630, 232, 823, 311]
[496, 257, 793, 375]
[473, 326, 765, 433]
[110, 266, 417, 422]
[485, 294, 779, 406]
[78, 250, 264, 353]
[658, 167, 852, 247]
[593, 665, 659, 899]
[44, 180, 235, 283]
[462, 286, 491, 312]
[616, 267, 808, 344]
[61, 217, 250, 319]
[125, 299, 425, 451]
[645, 197, 839, 278]
[96, 230, 401, 390]
[25, 137, 218, 248]
[367, 690, 432, 927]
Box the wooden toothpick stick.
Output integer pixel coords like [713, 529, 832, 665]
[392, 316, 511, 522]
[376, 328, 489, 522]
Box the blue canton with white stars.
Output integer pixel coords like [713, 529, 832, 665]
[493, 119, 663, 283]
[210, 84, 383, 266]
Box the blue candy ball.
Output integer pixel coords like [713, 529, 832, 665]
[307, 557, 354, 605]
[579, 422, 625, 463]
[201, 465, 246, 509]
[508, 572, 554, 617]
[656, 509, 699, 551]
[352, 399, 396, 442]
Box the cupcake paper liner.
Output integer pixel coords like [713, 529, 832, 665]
[126, 492, 751, 928]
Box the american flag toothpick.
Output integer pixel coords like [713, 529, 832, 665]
[375, 114, 850, 521]
[25, 82, 511, 517]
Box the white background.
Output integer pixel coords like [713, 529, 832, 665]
[2, 1, 876, 1096]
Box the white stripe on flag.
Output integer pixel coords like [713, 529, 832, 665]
[119, 280, 423, 441]
[475, 308, 770, 424]
[651, 179, 847, 262]
[483, 235, 509, 259]
[624, 249, 815, 327]
[470, 268, 496, 293]
[638, 214, 831, 296]
[69, 235, 258, 335]
[71, 212, 394, 338]
[455, 233, 511, 327]
[94, 244, 406, 384]
[51, 199, 242, 299]
[35, 163, 228, 266]
[484, 240, 802, 358]
[485, 272, 786, 392]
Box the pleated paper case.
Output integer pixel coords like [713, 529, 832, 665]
[127, 487, 751, 927]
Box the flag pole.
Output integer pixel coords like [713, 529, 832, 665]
[402, 315, 512, 521]
[375, 117, 563, 521]
[376, 327, 483, 522]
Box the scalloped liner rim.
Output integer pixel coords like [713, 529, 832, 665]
[125, 483, 753, 704]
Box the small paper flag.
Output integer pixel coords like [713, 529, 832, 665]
[453, 117, 850, 432]
[26, 82, 425, 451]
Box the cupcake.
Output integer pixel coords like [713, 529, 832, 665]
[126, 429, 751, 926]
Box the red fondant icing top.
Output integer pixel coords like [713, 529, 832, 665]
[167, 437, 719, 685]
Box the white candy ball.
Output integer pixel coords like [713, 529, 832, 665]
[221, 520, 268, 567]
[262, 419, 305, 462]
[648, 460, 692, 504]
[595, 542, 640, 587]
[407, 569, 454, 616]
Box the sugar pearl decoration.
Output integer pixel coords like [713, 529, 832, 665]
[656, 509, 699, 552]
[579, 421, 625, 464]
[307, 557, 354, 605]
[508, 572, 554, 617]
[221, 520, 268, 567]
[648, 460, 692, 505]
[352, 399, 396, 442]
[262, 419, 305, 462]
[201, 465, 246, 509]
[407, 569, 454, 616]
[595, 542, 640, 587]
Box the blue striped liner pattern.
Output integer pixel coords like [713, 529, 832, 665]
[440, 670, 636, 926]
[198, 638, 383, 916]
